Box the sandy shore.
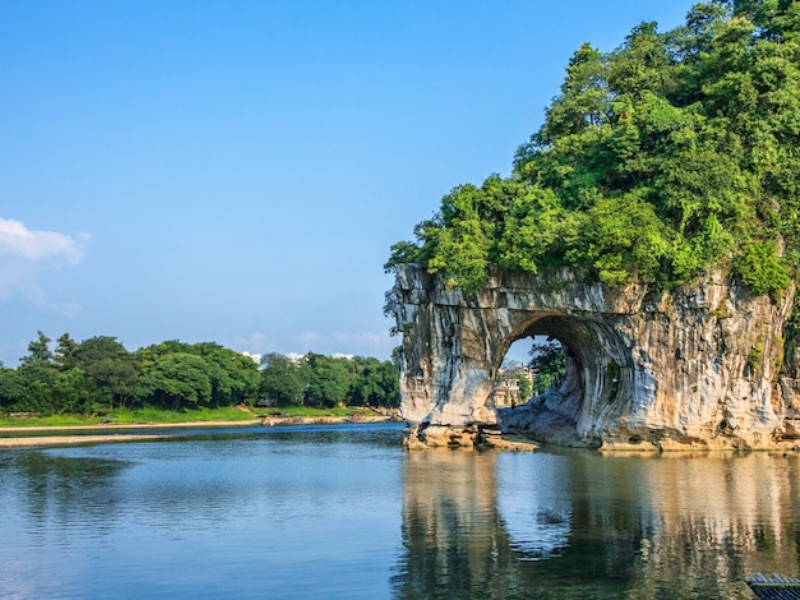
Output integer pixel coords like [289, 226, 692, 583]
[0, 420, 263, 434]
[0, 420, 263, 449]
[0, 416, 395, 449]
[0, 433, 176, 448]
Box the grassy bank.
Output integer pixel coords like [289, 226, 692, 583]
[0, 405, 392, 429]
[0, 407, 257, 429]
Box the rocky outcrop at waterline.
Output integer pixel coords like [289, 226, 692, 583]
[385, 264, 800, 450]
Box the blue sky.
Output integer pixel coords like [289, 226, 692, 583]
[0, 0, 698, 366]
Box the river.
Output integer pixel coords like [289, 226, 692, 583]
[0, 423, 798, 599]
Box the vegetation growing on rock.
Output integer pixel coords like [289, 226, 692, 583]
[387, 1, 800, 298]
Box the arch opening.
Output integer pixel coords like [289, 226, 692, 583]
[494, 336, 567, 409]
[493, 314, 635, 448]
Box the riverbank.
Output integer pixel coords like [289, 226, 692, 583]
[0, 414, 397, 448]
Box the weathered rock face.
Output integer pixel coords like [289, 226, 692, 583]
[386, 264, 798, 450]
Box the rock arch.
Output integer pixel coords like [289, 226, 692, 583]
[386, 264, 796, 450]
[496, 313, 643, 448]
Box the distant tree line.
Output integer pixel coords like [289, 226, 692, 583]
[259, 352, 400, 408]
[0, 331, 400, 416]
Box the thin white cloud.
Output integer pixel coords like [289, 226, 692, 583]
[0, 216, 87, 263]
[0, 216, 89, 308]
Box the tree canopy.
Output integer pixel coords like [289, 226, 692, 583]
[0, 333, 400, 417]
[259, 352, 400, 409]
[387, 1, 800, 298]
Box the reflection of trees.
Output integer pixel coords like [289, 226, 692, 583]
[0, 442, 257, 536]
[394, 450, 800, 599]
[1, 451, 129, 535]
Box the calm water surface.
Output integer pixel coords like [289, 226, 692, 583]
[1, 423, 799, 599]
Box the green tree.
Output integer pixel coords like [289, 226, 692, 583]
[348, 357, 400, 407]
[50, 368, 93, 415]
[529, 342, 567, 395]
[191, 342, 260, 407]
[69, 336, 139, 410]
[0, 367, 25, 412]
[260, 353, 307, 406]
[14, 363, 58, 414]
[516, 373, 533, 403]
[54, 333, 78, 369]
[536, 43, 609, 144]
[20, 331, 53, 367]
[305, 353, 351, 407]
[141, 352, 212, 410]
[734, 239, 791, 299]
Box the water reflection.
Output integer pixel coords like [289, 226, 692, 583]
[612, 453, 800, 599]
[0, 451, 130, 533]
[0, 428, 407, 599]
[394, 450, 525, 599]
[395, 450, 800, 600]
[4, 429, 800, 599]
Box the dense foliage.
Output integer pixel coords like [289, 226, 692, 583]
[0, 332, 399, 417]
[387, 1, 800, 298]
[259, 352, 400, 408]
[529, 342, 568, 395]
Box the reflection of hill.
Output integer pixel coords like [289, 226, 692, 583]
[392, 450, 524, 598]
[609, 453, 800, 599]
[394, 450, 800, 599]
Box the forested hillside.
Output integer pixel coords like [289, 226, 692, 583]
[387, 1, 800, 298]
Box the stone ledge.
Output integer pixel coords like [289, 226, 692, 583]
[402, 425, 540, 451]
[480, 433, 540, 451]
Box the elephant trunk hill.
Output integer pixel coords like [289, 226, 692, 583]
[385, 3, 800, 450]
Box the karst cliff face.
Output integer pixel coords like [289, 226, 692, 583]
[386, 264, 800, 450]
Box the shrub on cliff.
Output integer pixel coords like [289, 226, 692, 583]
[387, 1, 800, 296]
